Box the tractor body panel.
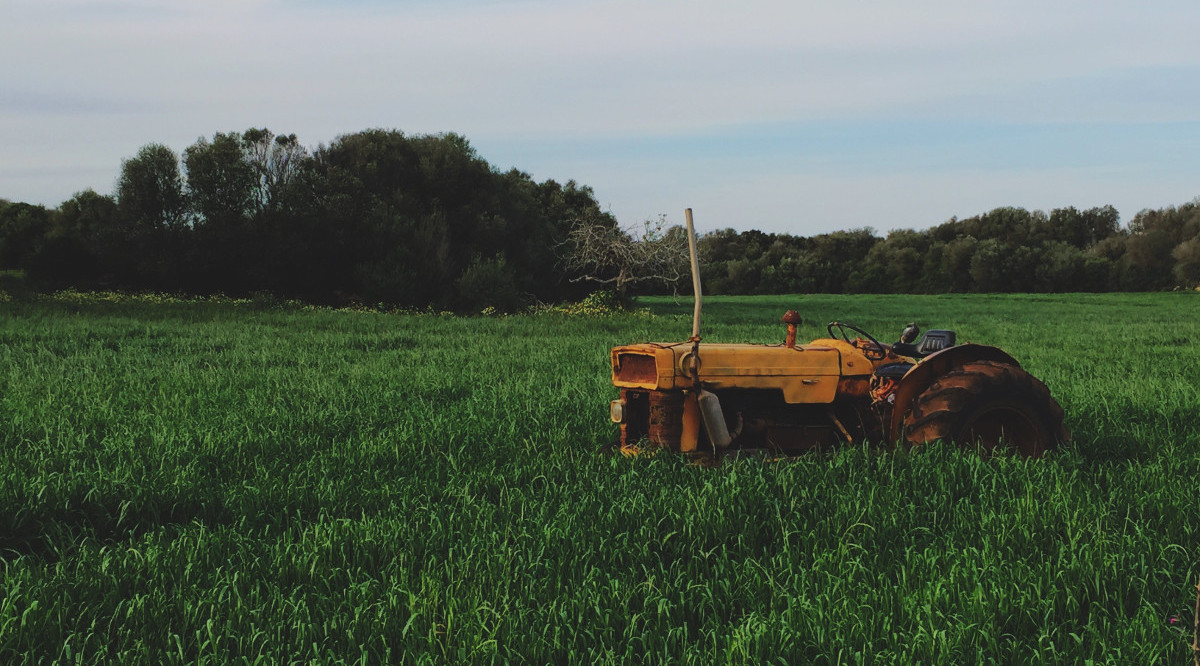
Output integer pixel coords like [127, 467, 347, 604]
[611, 340, 873, 404]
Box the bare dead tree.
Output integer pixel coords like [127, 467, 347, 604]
[561, 213, 690, 304]
[242, 129, 307, 211]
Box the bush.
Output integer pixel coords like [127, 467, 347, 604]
[0, 269, 34, 301]
[454, 254, 525, 313]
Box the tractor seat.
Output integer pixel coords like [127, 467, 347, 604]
[891, 329, 957, 359]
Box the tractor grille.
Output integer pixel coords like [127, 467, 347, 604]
[615, 353, 658, 384]
[620, 389, 683, 449]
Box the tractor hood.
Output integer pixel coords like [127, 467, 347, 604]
[610, 340, 870, 403]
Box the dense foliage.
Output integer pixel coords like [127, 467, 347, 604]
[0, 129, 613, 309]
[2, 128, 1199, 309]
[698, 203, 1200, 295]
[0, 293, 1197, 663]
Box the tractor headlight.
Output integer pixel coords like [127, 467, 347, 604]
[609, 399, 626, 423]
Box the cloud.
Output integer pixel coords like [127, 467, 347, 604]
[2, 0, 1199, 233]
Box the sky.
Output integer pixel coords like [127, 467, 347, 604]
[2, 0, 1199, 236]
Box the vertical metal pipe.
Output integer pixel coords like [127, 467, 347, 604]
[685, 208, 702, 339]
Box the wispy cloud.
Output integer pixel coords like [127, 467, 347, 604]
[3, 0, 1198, 232]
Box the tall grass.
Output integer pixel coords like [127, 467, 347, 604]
[1, 293, 1197, 663]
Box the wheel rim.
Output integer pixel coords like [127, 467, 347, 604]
[961, 400, 1045, 456]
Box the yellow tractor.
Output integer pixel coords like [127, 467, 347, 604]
[607, 211, 1067, 458]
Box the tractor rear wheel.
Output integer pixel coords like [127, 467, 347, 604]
[903, 360, 1067, 457]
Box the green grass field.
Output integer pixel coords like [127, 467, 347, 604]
[1, 292, 1198, 663]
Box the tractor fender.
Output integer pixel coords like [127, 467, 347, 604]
[887, 343, 1021, 441]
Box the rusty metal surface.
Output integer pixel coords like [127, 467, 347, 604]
[672, 343, 844, 403]
[680, 392, 700, 452]
[837, 376, 871, 399]
[782, 310, 802, 348]
[612, 341, 855, 402]
[870, 377, 899, 402]
[647, 391, 684, 449]
[610, 344, 678, 390]
[613, 353, 657, 385]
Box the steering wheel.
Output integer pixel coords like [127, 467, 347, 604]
[826, 321, 887, 360]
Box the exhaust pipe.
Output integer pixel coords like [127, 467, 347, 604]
[683, 210, 741, 449]
[683, 211, 737, 448]
[685, 208, 702, 340]
[698, 389, 739, 449]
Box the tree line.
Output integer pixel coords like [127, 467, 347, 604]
[698, 202, 1199, 295]
[1, 127, 1198, 309]
[0, 129, 612, 310]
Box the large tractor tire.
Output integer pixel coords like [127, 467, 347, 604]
[903, 360, 1067, 457]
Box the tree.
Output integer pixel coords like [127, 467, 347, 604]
[184, 132, 256, 228]
[1046, 205, 1120, 249]
[455, 253, 523, 312]
[968, 239, 1038, 292]
[0, 203, 51, 270]
[29, 190, 121, 288]
[942, 236, 978, 292]
[562, 213, 690, 304]
[855, 229, 930, 293]
[183, 132, 274, 293]
[1036, 241, 1088, 292]
[242, 128, 306, 212]
[293, 129, 469, 304]
[1172, 236, 1200, 287]
[960, 207, 1039, 245]
[806, 228, 879, 293]
[278, 129, 605, 309]
[55, 189, 120, 244]
[115, 143, 185, 232]
[1122, 227, 1175, 290]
